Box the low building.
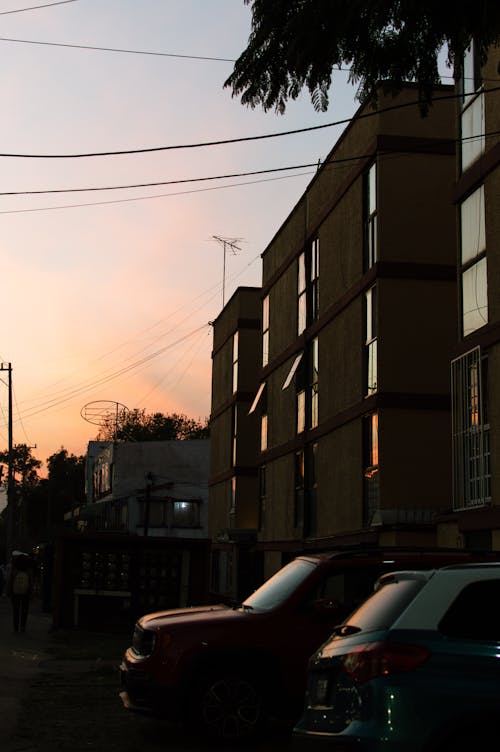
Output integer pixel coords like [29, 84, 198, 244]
[82, 439, 210, 538]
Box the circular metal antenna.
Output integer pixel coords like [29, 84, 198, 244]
[80, 400, 129, 427]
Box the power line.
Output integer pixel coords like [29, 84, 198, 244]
[0, 171, 315, 215]
[0, 35, 235, 62]
[13, 324, 210, 423]
[1, 128, 498, 197]
[0, 0, 79, 15]
[9, 250, 262, 424]
[0, 85, 498, 160]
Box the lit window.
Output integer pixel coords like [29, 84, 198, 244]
[262, 295, 270, 366]
[363, 412, 380, 526]
[460, 41, 484, 172]
[232, 332, 238, 394]
[462, 259, 488, 336]
[297, 390, 306, 434]
[172, 500, 200, 528]
[261, 414, 268, 452]
[461, 186, 485, 263]
[283, 353, 303, 390]
[248, 382, 266, 415]
[297, 238, 320, 335]
[365, 286, 377, 395]
[311, 338, 319, 429]
[229, 478, 236, 527]
[460, 187, 487, 336]
[365, 162, 377, 269]
[295, 338, 319, 434]
[451, 348, 490, 508]
[298, 252, 307, 335]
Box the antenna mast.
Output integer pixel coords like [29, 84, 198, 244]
[212, 235, 242, 307]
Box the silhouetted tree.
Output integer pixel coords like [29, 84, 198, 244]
[96, 408, 209, 442]
[225, 0, 500, 113]
[45, 448, 86, 524]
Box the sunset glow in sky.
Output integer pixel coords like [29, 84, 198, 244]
[1, 0, 367, 472]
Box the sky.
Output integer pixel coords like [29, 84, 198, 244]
[0, 0, 450, 476]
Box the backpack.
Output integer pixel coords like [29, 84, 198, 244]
[12, 570, 30, 595]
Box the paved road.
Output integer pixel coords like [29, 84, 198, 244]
[0, 595, 293, 752]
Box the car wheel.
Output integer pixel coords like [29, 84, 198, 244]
[192, 673, 265, 740]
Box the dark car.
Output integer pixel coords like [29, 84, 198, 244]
[119, 547, 498, 741]
[293, 563, 500, 752]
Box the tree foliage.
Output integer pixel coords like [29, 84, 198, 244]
[0, 443, 41, 486]
[96, 408, 209, 443]
[225, 0, 500, 113]
[45, 448, 86, 517]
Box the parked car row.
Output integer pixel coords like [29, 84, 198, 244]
[119, 546, 500, 748]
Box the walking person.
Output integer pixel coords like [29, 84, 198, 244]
[6, 552, 33, 633]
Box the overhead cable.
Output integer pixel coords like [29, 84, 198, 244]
[0, 86, 498, 159]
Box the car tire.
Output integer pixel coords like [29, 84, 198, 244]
[190, 672, 265, 741]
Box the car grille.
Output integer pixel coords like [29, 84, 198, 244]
[132, 624, 156, 658]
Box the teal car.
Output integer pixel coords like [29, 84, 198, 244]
[293, 564, 500, 752]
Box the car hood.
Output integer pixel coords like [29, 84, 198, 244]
[138, 603, 243, 631]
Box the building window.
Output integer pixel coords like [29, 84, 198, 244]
[461, 186, 487, 336]
[294, 443, 317, 534]
[259, 464, 266, 531]
[231, 405, 238, 467]
[451, 348, 490, 509]
[248, 382, 268, 452]
[211, 550, 233, 597]
[297, 238, 320, 335]
[229, 477, 236, 528]
[260, 387, 268, 452]
[232, 331, 239, 394]
[298, 252, 307, 335]
[295, 338, 319, 434]
[310, 238, 320, 321]
[364, 162, 377, 269]
[295, 450, 305, 527]
[365, 286, 377, 395]
[172, 500, 201, 528]
[140, 498, 201, 529]
[460, 41, 484, 172]
[311, 338, 319, 429]
[262, 294, 270, 367]
[92, 458, 112, 501]
[363, 412, 379, 526]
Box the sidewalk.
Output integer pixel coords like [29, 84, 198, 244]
[0, 593, 53, 746]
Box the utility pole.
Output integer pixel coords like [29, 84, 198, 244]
[212, 235, 242, 308]
[0, 362, 13, 556]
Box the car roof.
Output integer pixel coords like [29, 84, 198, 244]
[297, 547, 500, 565]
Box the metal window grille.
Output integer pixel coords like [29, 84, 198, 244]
[451, 347, 491, 509]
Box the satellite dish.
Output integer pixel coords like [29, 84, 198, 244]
[80, 400, 129, 427]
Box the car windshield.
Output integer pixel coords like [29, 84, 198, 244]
[342, 574, 428, 632]
[241, 559, 317, 612]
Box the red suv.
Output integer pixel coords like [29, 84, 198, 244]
[119, 547, 497, 741]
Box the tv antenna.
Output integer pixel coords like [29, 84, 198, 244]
[212, 235, 243, 307]
[81, 400, 129, 440]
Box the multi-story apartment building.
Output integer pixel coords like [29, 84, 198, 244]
[254, 83, 460, 579]
[436, 42, 500, 549]
[209, 42, 500, 591]
[208, 287, 263, 598]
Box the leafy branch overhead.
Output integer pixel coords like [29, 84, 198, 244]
[225, 0, 500, 113]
